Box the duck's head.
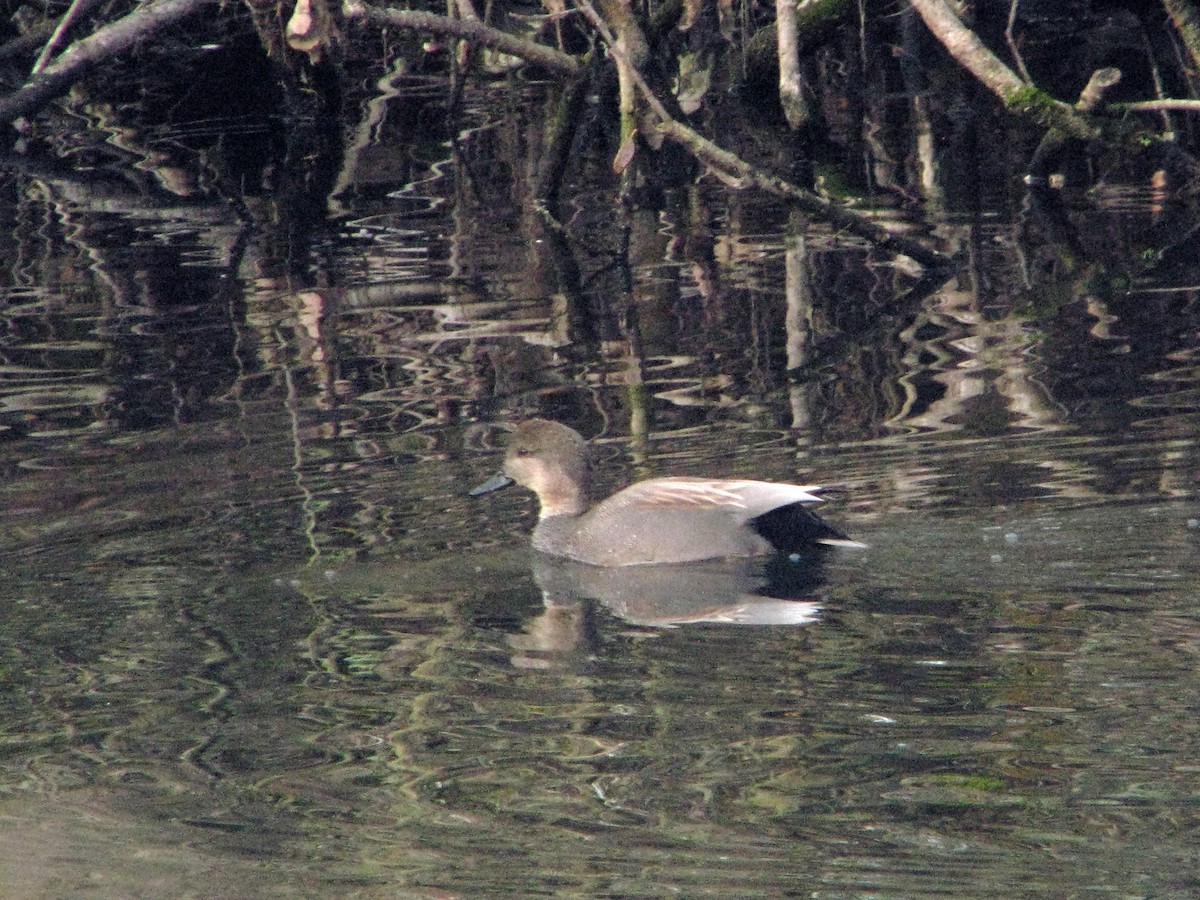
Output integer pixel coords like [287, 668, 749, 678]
[471, 419, 591, 517]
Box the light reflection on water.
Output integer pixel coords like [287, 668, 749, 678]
[4, 375, 1199, 897]
[2, 124, 1200, 900]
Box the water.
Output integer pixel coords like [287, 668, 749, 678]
[2, 77, 1200, 898]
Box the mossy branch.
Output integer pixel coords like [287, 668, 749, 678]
[909, 0, 1098, 141]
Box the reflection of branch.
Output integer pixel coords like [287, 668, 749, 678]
[344, 1, 581, 76]
[575, 0, 951, 270]
[0, 0, 215, 125]
[910, 0, 1097, 140]
[785, 208, 814, 432]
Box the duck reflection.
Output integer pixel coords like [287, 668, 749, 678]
[507, 551, 830, 668]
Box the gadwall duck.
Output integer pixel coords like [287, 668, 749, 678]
[471, 419, 864, 566]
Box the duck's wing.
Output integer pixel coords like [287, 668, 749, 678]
[606, 478, 866, 553]
[608, 477, 828, 519]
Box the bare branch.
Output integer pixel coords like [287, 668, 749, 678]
[910, 0, 1098, 140]
[1112, 98, 1200, 112]
[1163, 0, 1200, 75]
[1004, 0, 1033, 84]
[343, 1, 581, 76]
[1029, 68, 1122, 178]
[777, 0, 810, 128]
[1075, 67, 1122, 112]
[574, 0, 951, 269]
[0, 0, 217, 126]
[31, 0, 106, 76]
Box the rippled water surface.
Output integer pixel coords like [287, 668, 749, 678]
[3, 78, 1200, 898]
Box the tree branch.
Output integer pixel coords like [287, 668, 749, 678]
[31, 0, 107, 75]
[0, 0, 217, 126]
[776, 0, 810, 128]
[1111, 98, 1200, 112]
[574, 0, 952, 269]
[343, 0, 581, 76]
[1028, 68, 1122, 179]
[1163, 0, 1200, 77]
[909, 0, 1098, 140]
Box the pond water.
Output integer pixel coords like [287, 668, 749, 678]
[2, 75, 1200, 898]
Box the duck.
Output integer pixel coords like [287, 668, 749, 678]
[470, 419, 864, 566]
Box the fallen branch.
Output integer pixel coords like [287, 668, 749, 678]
[574, 0, 951, 270]
[343, 0, 581, 77]
[0, 0, 216, 126]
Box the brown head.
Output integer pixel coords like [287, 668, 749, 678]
[470, 419, 591, 518]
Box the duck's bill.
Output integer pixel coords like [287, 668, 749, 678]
[469, 473, 515, 496]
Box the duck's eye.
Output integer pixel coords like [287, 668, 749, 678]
[513, 447, 531, 457]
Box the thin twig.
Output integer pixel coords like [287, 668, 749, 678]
[1142, 28, 1175, 135]
[1004, 0, 1033, 84]
[31, 0, 105, 75]
[1111, 98, 1200, 112]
